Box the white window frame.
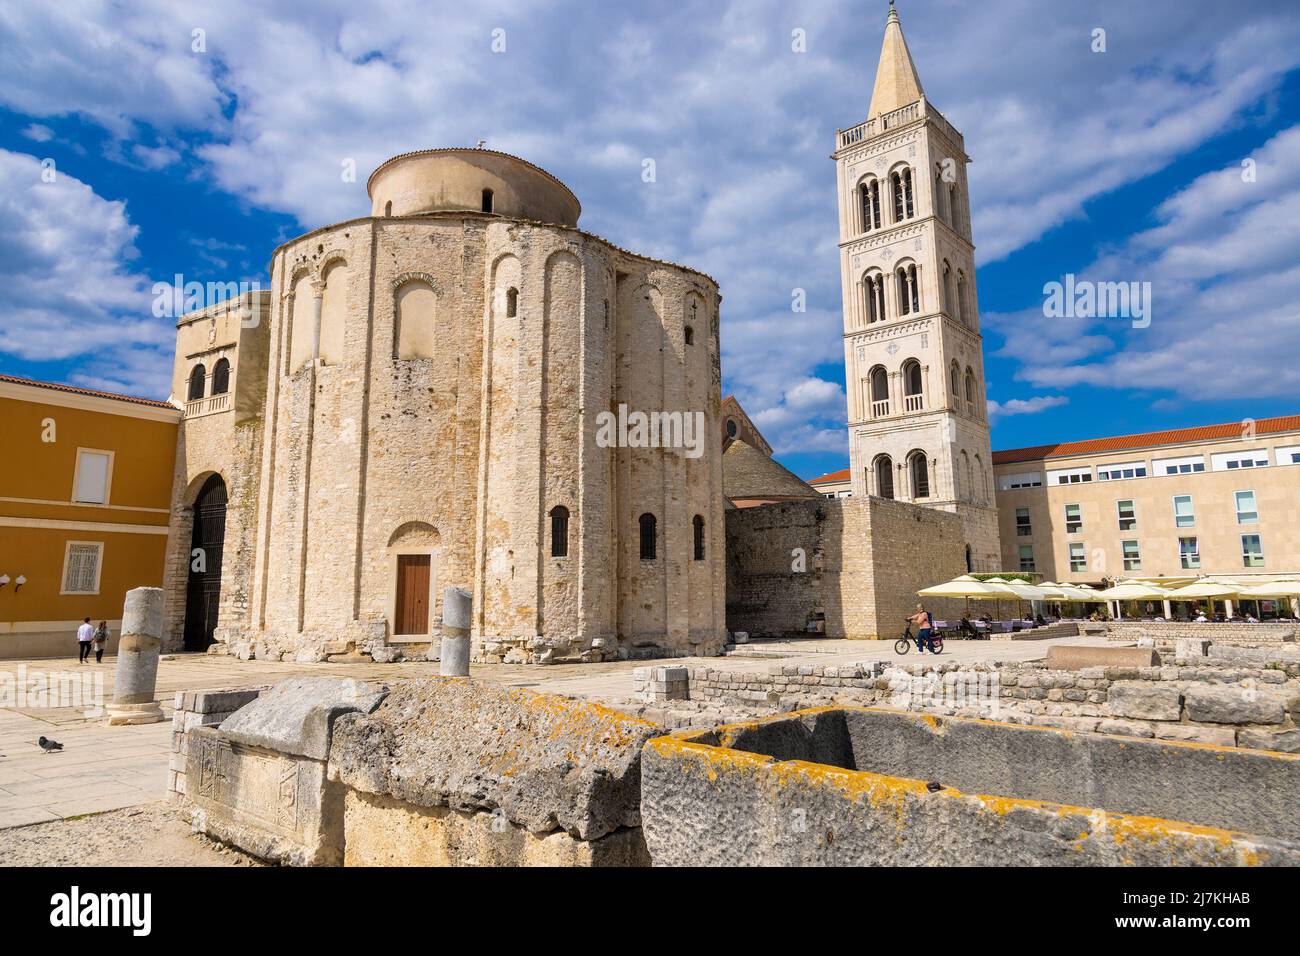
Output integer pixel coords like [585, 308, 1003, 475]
[71, 448, 115, 505]
[1241, 533, 1264, 568]
[1097, 461, 1148, 481]
[1234, 490, 1258, 524]
[1116, 498, 1137, 532]
[1172, 494, 1195, 529]
[1015, 507, 1032, 537]
[1179, 536, 1200, 570]
[1068, 542, 1087, 572]
[1064, 502, 1082, 535]
[1212, 449, 1270, 471]
[1154, 454, 1206, 476]
[1121, 539, 1142, 571]
[60, 540, 104, 595]
[1018, 544, 1035, 572]
[1274, 445, 1300, 466]
[1048, 466, 1092, 486]
[999, 471, 1044, 491]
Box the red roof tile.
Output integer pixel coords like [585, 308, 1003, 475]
[0, 372, 175, 410]
[993, 414, 1300, 465]
[808, 468, 851, 485]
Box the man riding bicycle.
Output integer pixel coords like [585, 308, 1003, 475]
[909, 603, 936, 654]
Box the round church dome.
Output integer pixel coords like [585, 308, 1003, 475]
[367, 147, 581, 227]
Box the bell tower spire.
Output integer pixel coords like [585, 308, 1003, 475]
[867, 1, 925, 120]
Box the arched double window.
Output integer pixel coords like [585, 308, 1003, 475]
[693, 515, 705, 561]
[909, 450, 931, 499]
[639, 513, 657, 560]
[211, 358, 231, 395]
[902, 359, 923, 411]
[863, 272, 886, 325]
[550, 505, 569, 558]
[187, 364, 206, 401]
[874, 455, 895, 500]
[859, 178, 881, 232]
[896, 263, 920, 316]
[869, 365, 889, 418]
[890, 167, 915, 222]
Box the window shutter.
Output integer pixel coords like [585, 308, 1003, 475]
[74, 452, 110, 504]
[63, 544, 100, 593]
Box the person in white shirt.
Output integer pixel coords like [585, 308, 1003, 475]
[77, 617, 94, 663]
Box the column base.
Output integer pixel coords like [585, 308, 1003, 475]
[105, 701, 165, 725]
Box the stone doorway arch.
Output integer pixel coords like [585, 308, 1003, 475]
[184, 473, 227, 650]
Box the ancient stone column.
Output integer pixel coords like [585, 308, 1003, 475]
[106, 587, 166, 725]
[439, 586, 471, 677]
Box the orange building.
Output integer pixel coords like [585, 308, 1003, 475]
[0, 374, 180, 659]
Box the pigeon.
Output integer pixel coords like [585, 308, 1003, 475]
[37, 736, 63, 753]
[926, 780, 944, 792]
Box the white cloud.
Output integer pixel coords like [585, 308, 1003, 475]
[987, 395, 1069, 420]
[21, 123, 53, 142]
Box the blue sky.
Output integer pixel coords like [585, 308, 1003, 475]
[2, 0, 1298, 481]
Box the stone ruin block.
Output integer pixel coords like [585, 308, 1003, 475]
[328, 677, 661, 865]
[1044, 645, 1158, 670]
[184, 677, 387, 865]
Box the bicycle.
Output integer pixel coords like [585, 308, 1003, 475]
[895, 624, 944, 656]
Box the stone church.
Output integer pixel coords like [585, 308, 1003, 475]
[162, 148, 726, 663]
[161, 3, 998, 658]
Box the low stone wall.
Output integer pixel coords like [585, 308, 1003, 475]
[640, 709, 1300, 866]
[657, 649, 1300, 751]
[167, 686, 265, 802]
[1101, 621, 1296, 646]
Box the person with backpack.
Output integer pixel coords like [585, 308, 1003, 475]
[93, 621, 109, 663]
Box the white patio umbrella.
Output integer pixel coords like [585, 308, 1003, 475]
[1234, 581, 1300, 618]
[1167, 579, 1240, 617]
[917, 576, 1003, 624]
[1097, 581, 1169, 620]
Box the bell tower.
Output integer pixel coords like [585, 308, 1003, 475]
[832, 0, 1000, 571]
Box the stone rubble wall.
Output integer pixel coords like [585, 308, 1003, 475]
[1100, 621, 1296, 646]
[167, 686, 266, 802]
[643, 648, 1300, 752]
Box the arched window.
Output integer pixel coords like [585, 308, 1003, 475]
[950, 360, 961, 396]
[961, 450, 972, 501]
[965, 544, 973, 573]
[965, 367, 977, 415]
[956, 272, 970, 326]
[949, 183, 960, 230]
[210, 358, 230, 395]
[693, 515, 705, 561]
[481, 189, 494, 213]
[910, 451, 930, 499]
[187, 364, 206, 401]
[869, 365, 889, 417]
[935, 167, 948, 224]
[875, 455, 895, 500]
[318, 259, 349, 365]
[902, 359, 923, 411]
[974, 454, 986, 504]
[639, 513, 657, 560]
[891, 167, 915, 222]
[895, 263, 919, 316]
[863, 272, 886, 325]
[384, 200, 392, 217]
[684, 325, 694, 346]
[859, 179, 881, 232]
[506, 287, 518, 318]
[550, 506, 569, 558]
[942, 260, 955, 317]
[395, 279, 437, 360]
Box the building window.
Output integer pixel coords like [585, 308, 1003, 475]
[1173, 494, 1195, 529]
[1050, 469, 1092, 485]
[61, 541, 103, 595]
[902, 359, 923, 410]
[684, 326, 694, 346]
[693, 515, 705, 561]
[863, 273, 886, 324]
[211, 358, 231, 395]
[1122, 539, 1141, 571]
[73, 449, 113, 505]
[869, 366, 889, 417]
[726, 418, 738, 439]
[909, 452, 930, 499]
[481, 188, 494, 213]
[1241, 534, 1264, 568]
[187, 364, 206, 401]
[1098, 463, 1147, 481]
[1065, 503, 1082, 534]
[1117, 499, 1137, 531]
[891, 167, 914, 221]
[549, 506, 569, 558]
[860, 179, 881, 231]
[1179, 536, 1200, 570]
[1069, 542, 1087, 573]
[1018, 545, 1035, 572]
[950, 361, 960, 396]
[1015, 507, 1031, 537]
[639, 513, 657, 560]
[896, 264, 920, 315]
[1235, 490, 1258, 524]
[1218, 452, 1269, 470]
[875, 455, 894, 500]
[506, 287, 518, 318]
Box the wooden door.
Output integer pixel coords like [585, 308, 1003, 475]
[395, 554, 431, 635]
[184, 474, 227, 651]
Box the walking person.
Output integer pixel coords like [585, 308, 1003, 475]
[76, 617, 94, 663]
[93, 620, 108, 663]
[909, 603, 935, 655]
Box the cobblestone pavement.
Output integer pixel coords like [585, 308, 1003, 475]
[0, 635, 1103, 830]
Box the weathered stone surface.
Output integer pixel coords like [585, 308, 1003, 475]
[1238, 728, 1300, 754]
[329, 678, 661, 840]
[1153, 724, 1236, 747]
[1175, 638, 1211, 659]
[342, 790, 650, 867]
[1183, 685, 1287, 725]
[185, 726, 343, 866]
[1106, 683, 1182, 721]
[221, 677, 388, 760]
[641, 729, 1300, 867]
[1045, 645, 1159, 671]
